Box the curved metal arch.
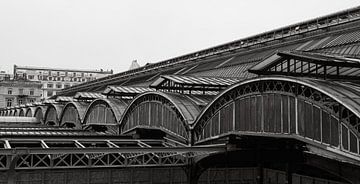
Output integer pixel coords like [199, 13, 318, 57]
[44, 104, 64, 126]
[193, 77, 360, 152]
[83, 98, 127, 125]
[119, 91, 201, 139]
[34, 106, 46, 124]
[194, 76, 360, 132]
[25, 107, 36, 117]
[18, 108, 25, 117]
[192, 77, 360, 158]
[59, 101, 90, 128]
[7, 109, 12, 116]
[12, 108, 19, 116]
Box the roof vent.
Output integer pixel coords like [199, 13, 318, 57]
[129, 60, 140, 70]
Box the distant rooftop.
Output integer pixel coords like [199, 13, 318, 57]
[14, 65, 113, 74]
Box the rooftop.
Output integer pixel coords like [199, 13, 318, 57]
[14, 65, 113, 74]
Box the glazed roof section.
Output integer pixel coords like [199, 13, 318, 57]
[74, 92, 106, 100]
[103, 86, 155, 97]
[150, 75, 241, 95]
[55, 96, 75, 102]
[151, 75, 240, 87]
[249, 51, 360, 80]
[57, 6, 360, 96]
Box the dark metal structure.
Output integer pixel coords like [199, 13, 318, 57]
[1, 6, 360, 184]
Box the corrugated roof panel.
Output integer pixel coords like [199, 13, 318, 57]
[55, 96, 74, 102]
[106, 86, 155, 94]
[74, 92, 106, 99]
[191, 63, 257, 79]
[321, 31, 360, 48]
[158, 75, 241, 87]
[305, 36, 332, 51]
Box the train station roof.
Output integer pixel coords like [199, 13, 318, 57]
[74, 92, 106, 100]
[103, 86, 155, 97]
[249, 51, 360, 80]
[150, 75, 241, 95]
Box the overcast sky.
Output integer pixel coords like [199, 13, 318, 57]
[0, 0, 359, 74]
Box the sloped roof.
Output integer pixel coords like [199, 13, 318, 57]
[249, 51, 360, 79]
[74, 92, 106, 100]
[151, 75, 240, 87]
[103, 86, 155, 96]
[43, 99, 57, 104]
[55, 96, 75, 102]
[57, 6, 360, 96]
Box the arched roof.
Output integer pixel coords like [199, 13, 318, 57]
[59, 101, 90, 125]
[34, 106, 47, 117]
[12, 109, 19, 116]
[19, 107, 27, 116]
[25, 107, 37, 117]
[120, 91, 204, 134]
[34, 106, 47, 124]
[83, 98, 128, 124]
[193, 76, 360, 134]
[44, 104, 64, 125]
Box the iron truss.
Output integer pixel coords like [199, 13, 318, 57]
[194, 78, 360, 137]
[0, 137, 224, 170]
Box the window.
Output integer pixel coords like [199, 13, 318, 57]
[30, 89, 34, 96]
[74, 78, 77, 82]
[64, 83, 70, 88]
[29, 98, 35, 103]
[90, 74, 92, 77]
[57, 72, 60, 76]
[6, 98, 12, 107]
[43, 76, 47, 81]
[47, 91, 53, 97]
[57, 77, 61, 81]
[49, 77, 52, 81]
[7, 88, 12, 95]
[65, 72, 68, 76]
[19, 88, 24, 95]
[28, 75, 34, 79]
[82, 78, 85, 82]
[47, 83, 53, 88]
[56, 83, 62, 88]
[18, 99, 23, 105]
[73, 72, 76, 77]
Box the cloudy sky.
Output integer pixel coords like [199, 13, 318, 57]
[0, 0, 359, 73]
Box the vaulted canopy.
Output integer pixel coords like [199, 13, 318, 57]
[59, 101, 90, 129]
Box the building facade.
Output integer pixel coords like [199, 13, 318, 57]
[0, 79, 42, 108]
[0, 70, 13, 81]
[14, 65, 113, 99]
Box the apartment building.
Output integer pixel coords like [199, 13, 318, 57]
[14, 65, 113, 99]
[0, 78, 42, 108]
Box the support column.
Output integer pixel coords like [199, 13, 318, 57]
[7, 155, 19, 184]
[256, 163, 264, 184]
[186, 164, 200, 184]
[285, 162, 292, 184]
